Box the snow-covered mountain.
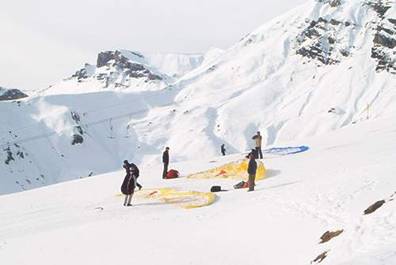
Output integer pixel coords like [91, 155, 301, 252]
[143, 52, 204, 78]
[38, 50, 213, 95]
[0, 86, 28, 101]
[1, 0, 395, 194]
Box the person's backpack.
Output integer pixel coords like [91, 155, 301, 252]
[130, 163, 139, 177]
[233, 181, 248, 189]
[210, 186, 222, 192]
[166, 169, 179, 179]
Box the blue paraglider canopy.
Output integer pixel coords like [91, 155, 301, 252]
[263, 146, 309, 156]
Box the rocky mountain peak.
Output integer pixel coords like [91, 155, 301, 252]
[66, 50, 164, 91]
[0, 86, 28, 101]
[96, 50, 143, 68]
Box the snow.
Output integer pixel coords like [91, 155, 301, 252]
[0, 116, 395, 265]
[143, 52, 204, 78]
[1, 0, 395, 195]
[1, 1, 396, 262]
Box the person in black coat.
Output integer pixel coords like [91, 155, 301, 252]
[121, 160, 136, 206]
[247, 153, 257, 192]
[162, 147, 169, 179]
[221, 144, 226, 156]
[129, 162, 142, 190]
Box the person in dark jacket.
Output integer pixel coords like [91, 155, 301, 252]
[247, 153, 257, 191]
[129, 162, 142, 190]
[252, 131, 263, 159]
[162, 147, 170, 179]
[221, 144, 226, 156]
[121, 160, 136, 206]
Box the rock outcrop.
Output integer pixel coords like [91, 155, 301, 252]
[0, 87, 28, 101]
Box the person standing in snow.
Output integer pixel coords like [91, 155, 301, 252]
[121, 160, 136, 206]
[162, 147, 170, 179]
[221, 144, 226, 156]
[247, 152, 257, 192]
[129, 162, 142, 190]
[252, 131, 263, 159]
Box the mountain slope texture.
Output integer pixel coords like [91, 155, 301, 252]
[0, 0, 395, 194]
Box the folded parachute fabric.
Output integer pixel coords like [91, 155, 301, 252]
[135, 188, 216, 209]
[187, 159, 266, 181]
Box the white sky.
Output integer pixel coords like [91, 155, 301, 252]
[0, 0, 307, 91]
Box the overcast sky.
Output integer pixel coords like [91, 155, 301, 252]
[0, 0, 307, 91]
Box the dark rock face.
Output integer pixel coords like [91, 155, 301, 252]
[71, 134, 84, 145]
[364, 200, 386, 214]
[317, 0, 342, 7]
[366, 0, 391, 18]
[296, 17, 352, 65]
[71, 68, 89, 82]
[4, 146, 15, 165]
[71, 50, 164, 87]
[97, 51, 115, 68]
[373, 33, 396, 49]
[312, 251, 328, 263]
[0, 87, 28, 101]
[368, 1, 396, 73]
[67, 50, 165, 88]
[320, 229, 344, 243]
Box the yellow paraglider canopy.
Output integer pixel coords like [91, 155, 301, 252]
[187, 159, 266, 181]
[136, 188, 217, 209]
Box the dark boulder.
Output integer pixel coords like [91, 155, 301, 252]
[364, 200, 386, 215]
[319, 229, 343, 243]
[71, 134, 84, 145]
[312, 251, 328, 264]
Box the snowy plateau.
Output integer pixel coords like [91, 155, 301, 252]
[0, 0, 396, 264]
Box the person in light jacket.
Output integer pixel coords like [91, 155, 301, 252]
[252, 131, 263, 159]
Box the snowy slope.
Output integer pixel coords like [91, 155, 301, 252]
[143, 52, 204, 78]
[0, 116, 395, 265]
[168, 0, 396, 151]
[1, 0, 395, 195]
[38, 50, 208, 95]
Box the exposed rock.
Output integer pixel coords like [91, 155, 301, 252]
[147, 73, 163, 81]
[369, 3, 396, 73]
[364, 200, 386, 214]
[71, 111, 81, 123]
[4, 147, 15, 165]
[97, 51, 116, 68]
[365, 0, 391, 18]
[373, 31, 396, 49]
[71, 134, 84, 145]
[320, 229, 344, 243]
[0, 87, 28, 101]
[317, 0, 342, 7]
[311, 251, 328, 264]
[71, 68, 89, 81]
[75, 126, 84, 135]
[329, 0, 341, 7]
[94, 50, 163, 87]
[296, 17, 352, 65]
